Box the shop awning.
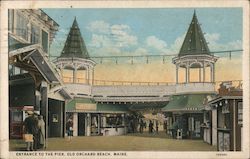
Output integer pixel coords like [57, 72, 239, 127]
[162, 94, 212, 112]
[9, 44, 61, 84]
[66, 98, 130, 113]
[96, 103, 129, 113]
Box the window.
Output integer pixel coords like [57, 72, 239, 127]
[30, 24, 40, 44]
[16, 11, 29, 41]
[11, 110, 22, 122]
[102, 114, 123, 127]
[238, 102, 243, 125]
[42, 30, 48, 53]
[8, 9, 14, 32]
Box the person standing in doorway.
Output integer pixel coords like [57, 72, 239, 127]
[66, 118, 73, 141]
[37, 115, 45, 149]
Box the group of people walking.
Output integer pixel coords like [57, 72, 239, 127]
[23, 111, 45, 151]
[148, 120, 159, 134]
[129, 118, 159, 134]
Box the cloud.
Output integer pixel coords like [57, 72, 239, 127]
[87, 21, 138, 55]
[85, 20, 242, 61]
[168, 33, 186, 54]
[146, 36, 167, 51]
[86, 21, 110, 34]
[205, 33, 242, 51]
[205, 33, 220, 43]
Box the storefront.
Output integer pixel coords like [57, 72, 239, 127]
[65, 98, 130, 136]
[208, 96, 243, 151]
[162, 94, 213, 139]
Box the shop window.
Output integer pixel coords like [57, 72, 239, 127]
[11, 110, 22, 122]
[103, 114, 122, 127]
[218, 108, 224, 128]
[238, 102, 243, 125]
[52, 114, 59, 122]
[42, 30, 48, 53]
[222, 104, 230, 114]
[218, 132, 230, 151]
[30, 24, 40, 44]
[16, 11, 29, 41]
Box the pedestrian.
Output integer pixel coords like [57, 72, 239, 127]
[149, 120, 153, 133]
[37, 115, 45, 149]
[172, 121, 178, 139]
[164, 121, 168, 134]
[23, 111, 39, 151]
[139, 119, 144, 133]
[66, 118, 73, 141]
[33, 113, 39, 150]
[156, 121, 159, 134]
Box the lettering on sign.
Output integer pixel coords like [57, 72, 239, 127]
[75, 103, 97, 110]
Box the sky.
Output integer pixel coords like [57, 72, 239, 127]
[43, 8, 243, 83]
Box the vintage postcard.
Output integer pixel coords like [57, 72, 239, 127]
[0, 0, 249, 159]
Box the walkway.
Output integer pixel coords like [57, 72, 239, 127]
[10, 132, 216, 151]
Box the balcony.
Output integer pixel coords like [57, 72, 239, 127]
[175, 82, 216, 95]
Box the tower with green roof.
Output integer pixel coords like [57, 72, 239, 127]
[172, 11, 218, 84]
[54, 17, 96, 85]
[162, 11, 218, 139]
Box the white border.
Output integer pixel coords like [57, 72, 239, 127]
[1, 0, 249, 159]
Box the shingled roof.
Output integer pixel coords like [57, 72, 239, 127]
[179, 11, 210, 56]
[161, 94, 211, 112]
[60, 18, 89, 58]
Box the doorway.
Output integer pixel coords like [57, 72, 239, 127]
[78, 113, 85, 136]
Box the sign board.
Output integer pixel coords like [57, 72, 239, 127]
[75, 103, 97, 111]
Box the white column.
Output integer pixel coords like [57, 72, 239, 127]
[210, 64, 213, 82]
[92, 68, 95, 85]
[213, 63, 215, 82]
[176, 65, 179, 84]
[98, 114, 101, 135]
[73, 113, 78, 136]
[203, 62, 206, 82]
[212, 109, 217, 146]
[86, 67, 89, 84]
[73, 68, 77, 83]
[199, 68, 202, 82]
[122, 114, 126, 134]
[86, 113, 91, 136]
[186, 66, 190, 83]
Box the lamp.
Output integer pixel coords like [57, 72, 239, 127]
[225, 99, 228, 104]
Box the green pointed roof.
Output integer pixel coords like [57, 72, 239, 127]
[179, 11, 210, 56]
[60, 18, 89, 58]
[162, 94, 212, 112]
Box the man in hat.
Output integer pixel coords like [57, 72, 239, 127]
[23, 111, 39, 151]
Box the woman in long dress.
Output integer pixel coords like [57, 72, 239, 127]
[37, 115, 45, 149]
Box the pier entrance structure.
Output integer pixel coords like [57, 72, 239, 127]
[53, 12, 229, 137]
